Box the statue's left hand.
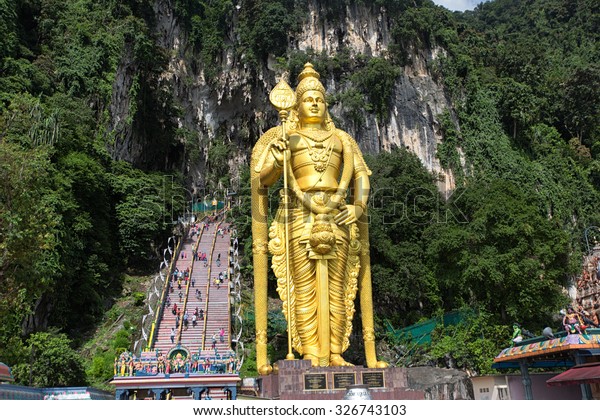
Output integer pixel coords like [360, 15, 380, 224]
[334, 204, 362, 225]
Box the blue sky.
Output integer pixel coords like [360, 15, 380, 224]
[431, 0, 491, 11]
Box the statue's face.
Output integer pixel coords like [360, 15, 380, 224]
[298, 90, 326, 124]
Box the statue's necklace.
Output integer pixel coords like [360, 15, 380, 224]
[298, 128, 333, 144]
[302, 134, 335, 172]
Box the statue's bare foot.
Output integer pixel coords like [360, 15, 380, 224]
[304, 354, 319, 367]
[330, 354, 353, 367]
[376, 360, 389, 368]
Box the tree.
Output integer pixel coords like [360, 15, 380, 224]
[366, 148, 442, 325]
[0, 141, 60, 360]
[12, 331, 87, 387]
[426, 179, 571, 328]
[49, 150, 118, 331]
[561, 65, 600, 145]
[428, 309, 509, 375]
[351, 58, 401, 122]
[238, 0, 302, 62]
[109, 161, 184, 269]
[0, 0, 17, 58]
[87, 323, 135, 387]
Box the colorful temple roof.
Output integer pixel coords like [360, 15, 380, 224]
[0, 363, 14, 383]
[494, 330, 600, 364]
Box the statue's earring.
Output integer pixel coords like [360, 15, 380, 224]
[324, 110, 333, 130]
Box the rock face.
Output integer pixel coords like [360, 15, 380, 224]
[109, 0, 456, 194]
[294, 2, 393, 55]
[406, 366, 474, 400]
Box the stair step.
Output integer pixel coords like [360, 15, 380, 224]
[151, 221, 234, 356]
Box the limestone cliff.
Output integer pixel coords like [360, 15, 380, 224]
[109, 0, 457, 195]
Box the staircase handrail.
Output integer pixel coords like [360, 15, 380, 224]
[146, 226, 187, 351]
[226, 229, 232, 349]
[200, 220, 223, 351]
[176, 219, 207, 345]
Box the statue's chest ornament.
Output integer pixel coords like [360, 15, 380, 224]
[299, 130, 335, 172]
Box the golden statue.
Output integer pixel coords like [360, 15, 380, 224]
[251, 63, 386, 374]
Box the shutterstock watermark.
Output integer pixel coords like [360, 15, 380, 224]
[232, 185, 467, 226]
[139, 175, 467, 227]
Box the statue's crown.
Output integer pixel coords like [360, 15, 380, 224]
[296, 62, 326, 100]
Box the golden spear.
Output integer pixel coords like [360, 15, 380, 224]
[269, 79, 296, 361]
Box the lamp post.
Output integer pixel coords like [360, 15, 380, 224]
[188, 199, 195, 223]
[203, 194, 210, 213]
[227, 190, 237, 211]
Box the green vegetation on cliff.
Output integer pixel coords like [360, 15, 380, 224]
[0, 0, 184, 385]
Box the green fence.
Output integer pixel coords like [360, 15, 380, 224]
[385, 310, 474, 345]
[192, 201, 225, 212]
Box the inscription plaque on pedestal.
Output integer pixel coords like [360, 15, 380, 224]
[333, 372, 356, 390]
[304, 373, 327, 391]
[361, 371, 385, 388]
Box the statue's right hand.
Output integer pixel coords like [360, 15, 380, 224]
[270, 139, 289, 166]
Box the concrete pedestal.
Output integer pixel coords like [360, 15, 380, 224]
[259, 360, 425, 400]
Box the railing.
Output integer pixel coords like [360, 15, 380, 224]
[227, 226, 232, 349]
[200, 220, 223, 351]
[145, 230, 186, 352]
[175, 220, 206, 345]
[229, 228, 244, 370]
[138, 208, 229, 354]
[145, 239, 178, 351]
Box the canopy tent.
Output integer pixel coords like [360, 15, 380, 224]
[546, 362, 600, 387]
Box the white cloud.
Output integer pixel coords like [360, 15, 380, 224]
[431, 0, 491, 12]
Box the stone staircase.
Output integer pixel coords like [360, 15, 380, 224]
[117, 217, 239, 400]
[152, 231, 197, 355]
[200, 222, 231, 355]
[152, 220, 232, 358]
